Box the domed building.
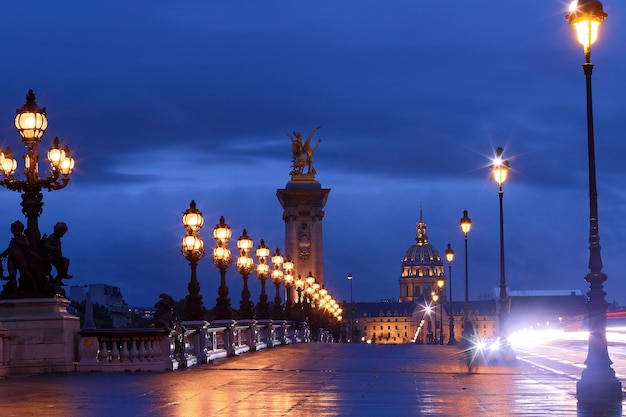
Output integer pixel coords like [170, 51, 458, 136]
[350, 209, 453, 344]
[399, 210, 447, 303]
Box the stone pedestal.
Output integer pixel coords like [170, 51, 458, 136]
[276, 176, 330, 287]
[0, 296, 79, 375]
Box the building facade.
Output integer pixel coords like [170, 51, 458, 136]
[70, 284, 131, 328]
[352, 211, 460, 344]
[399, 209, 447, 303]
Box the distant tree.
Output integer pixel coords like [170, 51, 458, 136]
[70, 300, 113, 329]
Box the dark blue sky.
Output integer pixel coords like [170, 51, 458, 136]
[0, 1, 625, 307]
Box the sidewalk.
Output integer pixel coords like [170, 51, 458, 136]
[0, 343, 623, 416]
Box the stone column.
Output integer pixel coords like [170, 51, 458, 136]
[277, 176, 330, 290]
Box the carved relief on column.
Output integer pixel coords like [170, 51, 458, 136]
[297, 220, 311, 262]
[310, 208, 325, 221]
[283, 207, 298, 222]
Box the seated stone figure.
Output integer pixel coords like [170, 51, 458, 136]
[41, 222, 72, 284]
[0, 220, 32, 292]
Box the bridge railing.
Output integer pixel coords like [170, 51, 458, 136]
[76, 327, 192, 372]
[76, 320, 310, 372]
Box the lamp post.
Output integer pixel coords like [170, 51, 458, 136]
[295, 274, 305, 322]
[255, 239, 271, 319]
[445, 244, 456, 345]
[431, 293, 439, 344]
[565, 0, 622, 401]
[305, 272, 316, 323]
[490, 147, 511, 347]
[459, 210, 473, 341]
[347, 273, 353, 343]
[270, 248, 284, 320]
[0, 90, 75, 299]
[213, 216, 233, 320]
[305, 272, 316, 298]
[437, 278, 445, 345]
[181, 200, 205, 321]
[283, 256, 294, 320]
[236, 229, 255, 319]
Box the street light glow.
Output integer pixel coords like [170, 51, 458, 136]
[490, 147, 510, 186]
[566, 0, 607, 54]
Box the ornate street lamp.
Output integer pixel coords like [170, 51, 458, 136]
[213, 216, 233, 320]
[255, 239, 271, 319]
[305, 271, 316, 290]
[347, 272, 354, 343]
[294, 275, 305, 322]
[445, 244, 456, 345]
[431, 292, 439, 344]
[0, 90, 75, 299]
[437, 278, 445, 345]
[283, 256, 294, 319]
[181, 200, 205, 321]
[459, 210, 473, 341]
[491, 147, 511, 349]
[236, 229, 255, 319]
[295, 275, 305, 305]
[270, 248, 284, 319]
[565, 0, 621, 401]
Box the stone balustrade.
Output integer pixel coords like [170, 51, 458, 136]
[76, 327, 194, 372]
[75, 320, 311, 372]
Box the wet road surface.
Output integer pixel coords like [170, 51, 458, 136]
[0, 343, 623, 416]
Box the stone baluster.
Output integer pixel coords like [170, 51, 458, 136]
[144, 338, 153, 361]
[120, 338, 130, 362]
[129, 338, 139, 362]
[153, 337, 162, 360]
[111, 338, 120, 362]
[98, 339, 109, 362]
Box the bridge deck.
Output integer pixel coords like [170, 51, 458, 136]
[0, 344, 621, 416]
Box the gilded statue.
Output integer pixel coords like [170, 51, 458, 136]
[288, 127, 321, 176]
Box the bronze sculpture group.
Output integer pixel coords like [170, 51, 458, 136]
[289, 127, 321, 176]
[0, 220, 72, 299]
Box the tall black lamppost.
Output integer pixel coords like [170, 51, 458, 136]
[236, 229, 255, 319]
[295, 275, 305, 322]
[255, 239, 271, 319]
[445, 244, 456, 345]
[213, 216, 233, 320]
[347, 272, 353, 343]
[430, 293, 438, 344]
[565, 0, 622, 401]
[304, 272, 316, 323]
[270, 248, 284, 319]
[459, 210, 473, 340]
[282, 256, 294, 320]
[490, 147, 511, 347]
[181, 200, 205, 321]
[0, 90, 75, 299]
[437, 278, 445, 345]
